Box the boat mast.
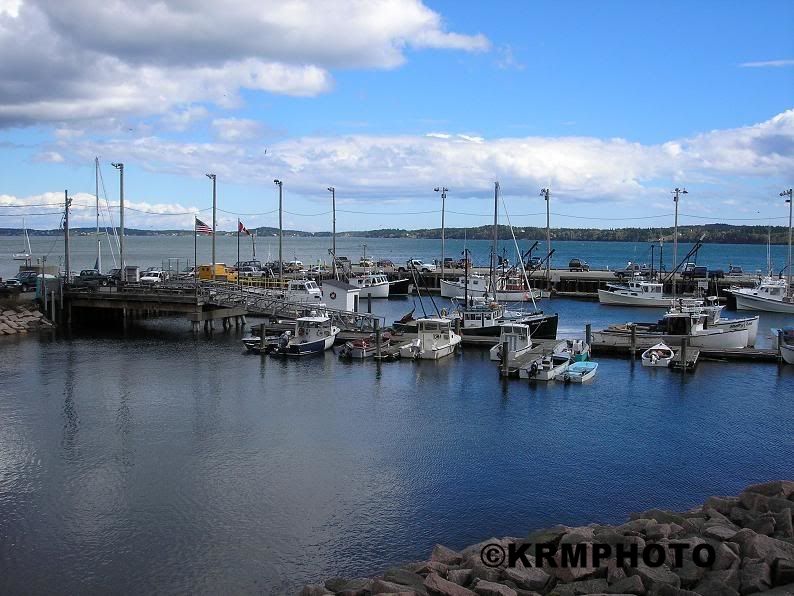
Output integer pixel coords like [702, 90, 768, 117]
[95, 157, 101, 272]
[781, 188, 793, 294]
[491, 182, 499, 301]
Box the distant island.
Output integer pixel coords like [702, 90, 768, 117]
[0, 223, 789, 244]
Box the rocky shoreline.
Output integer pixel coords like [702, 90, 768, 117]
[0, 304, 54, 335]
[301, 481, 794, 596]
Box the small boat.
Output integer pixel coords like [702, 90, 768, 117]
[347, 272, 390, 298]
[726, 277, 794, 314]
[489, 323, 532, 362]
[13, 220, 32, 262]
[558, 361, 598, 383]
[598, 280, 678, 307]
[283, 279, 324, 304]
[388, 277, 411, 296]
[271, 315, 339, 356]
[242, 331, 289, 354]
[641, 342, 675, 367]
[776, 327, 794, 365]
[670, 298, 759, 346]
[339, 332, 392, 359]
[398, 318, 461, 360]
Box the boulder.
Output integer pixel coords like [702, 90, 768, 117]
[550, 578, 608, 595]
[651, 586, 702, 596]
[733, 529, 794, 564]
[713, 542, 741, 570]
[501, 567, 550, 592]
[746, 513, 776, 536]
[739, 559, 771, 594]
[371, 579, 414, 594]
[383, 569, 429, 595]
[626, 563, 680, 591]
[771, 558, 794, 587]
[424, 573, 476, 596]
[694, 568, 740, 594]
[447, 569, 472, 586]
[415, 561, 451, 577]
[471, 579, 517, 596]
[605, 575, 645, 595]
[705, 496, 740, 516]
[469, 565, 502, 584]
[743, 481, 794, 499]
[703, 525, 739, 541]
[325, 578, 370, 593]
[773, 511, 794, 540]
[299, 584, 333, 596]
[432, 545, 464, 566]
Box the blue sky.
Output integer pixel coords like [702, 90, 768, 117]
[1, 0, 792, 232]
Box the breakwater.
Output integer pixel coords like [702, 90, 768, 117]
[0, 303, 53, 335]
[302, 480, 794, 596]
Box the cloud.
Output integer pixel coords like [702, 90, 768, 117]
[0, 0, 489, 127]
[739, 59, 794, 68]
[495, 45, 525, 71]
[212, 118, 265, 142]
[38, 110, 793, 210]
[33, 151, 64, 163]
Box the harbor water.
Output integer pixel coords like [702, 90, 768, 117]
[0, 292, 791, 594]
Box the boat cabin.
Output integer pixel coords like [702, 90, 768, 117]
[417, 318, 453, 338]
[350, 273, 389, 288]
[294, 316, 334, 341]
[286, 279, 323, 303]
[499, 324, 531, 350]
[457, 298, 504, 329]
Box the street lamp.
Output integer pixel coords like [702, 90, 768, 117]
[540, 188, 551, 278]
[672, 187, 688, 296]
[434, 187, 448, 280]
[206, 173, 217, 281]
[780, 188, 793, 294]
[327, 186, 336, 277]
[111, 162, 125, 273]
[274, 179, 283, 282]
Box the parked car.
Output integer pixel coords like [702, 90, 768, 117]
[75, 269, 112, 287]
[238, 266, 264, 278]
[107, 268, 122, 283]
[359, 257, 375, 268]
[457, 257, 473, 269]
[3, 279, 22, 289]
[376, 259, 394, 269]
[614, 263, 650, 279]
[568, 258, 590, 272]
[236, 260, 264, 270]
[286, 260, 305, 273]
[140, 270, 167, 284]
[708, 269, 725, 280]
[681, 264, 708, 280]
[442, 257, 457, 269]
[726, 265, 744, 277]
[526, 256, 543, 270]
[398, 259, 436, 273]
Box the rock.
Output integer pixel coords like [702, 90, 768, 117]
[415, 561, 451, 577]
[617, 519, 657, 535]
[740, 492, 771, 513]
[629, 510, 696, 533]
[447, 569, 472, 586]
[713, 542, 741, 570]
[705, 496, 741, 516]
[730, 506, 755, 527]
[703, 525, 739, 541]
[746, 513, 776, 536]
[299, 584, 333, 596]
[371, 579, 417, 594]
[627, 564, 680, 591]
[462, 539, 512, 569]
[551, 578, 608, 595]
[773, 511, 794, 540]
[607, 560, 627, 584]
[740, 559, 771, 594]
[424, 573, 476, 596]
[501, 567, 550, 592]
[761, 584, 794, 595]
[771, 558, 794, 587]
[471, 579, 517, 596]
[383, 569, 429, 595]
[694, 568, 741, 595]
[674, 557, 707, 588]
[605, 575, 645, 595]
[549, 543, 605, 583]
[744, 481, 794, 499]
[646, 524, 673, 541]
[651, 586, 702, 596]
[733, 529, 794, 564]
[432, 545, 464, 566]
[325, 577, 370, 593]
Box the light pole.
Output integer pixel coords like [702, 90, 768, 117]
[540, 188, 551, 280]
[274, 179, 283, 282]
[327, 186, 336, 277]
[434, 187, 448, 279]
[672, 187, 688, 296]
[781, 188, 793, 295]
[111, 162, 125, 276]
[206, 173, 216, 281]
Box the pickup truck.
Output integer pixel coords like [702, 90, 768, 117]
[398, 259, 436, 273]
[75, 269, 112, 287]
[681, 264, 708, 280]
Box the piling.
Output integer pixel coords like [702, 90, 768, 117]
[500, 340, 509, 377]
[260, 323, 266, 350]
[681, 337, 688, 373]
[454, 317, 461, 336]
[629, 323, 637, 359]
[374, 319, 382, 359]
[367, 294, 372, 314]
[585, 323, 592, 346]
[778, 332, 784, 364]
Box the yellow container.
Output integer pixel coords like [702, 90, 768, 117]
[197, 264, 238, 282]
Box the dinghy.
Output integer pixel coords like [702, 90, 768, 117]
[641, 342, 675, 368]
[558, 361, 598, 383]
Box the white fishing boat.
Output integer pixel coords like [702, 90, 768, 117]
[489, 323, 532, 362]
[558, 361, 598, 383]
[347, 272, 390, 298]
[283, 279, 324, 304]
[777, 327, 794, 365]
[440, 274, 541, 301]
[440, 274, 489, 299]
[670, 298, 759, 346]
[728, 277, 794, 314]
[399, 318, 461, 360]
[271, 316, 339, 356]
[592, 310, 749, 350]
[641, 342, 675, 367]
[598, 280, 677, 307]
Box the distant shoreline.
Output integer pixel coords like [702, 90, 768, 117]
[0, 223, 790, 245]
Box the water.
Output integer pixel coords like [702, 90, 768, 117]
[0, 296, 791, 594]
[1, 234, 789, 279]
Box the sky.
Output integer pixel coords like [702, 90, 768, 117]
[0, 0, 793, 233]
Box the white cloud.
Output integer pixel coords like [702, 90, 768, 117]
[33, 151, 64, 163]
[212, 118, 265, 142]
[0, 0, 489, 127]
[739, 59, 794, 68]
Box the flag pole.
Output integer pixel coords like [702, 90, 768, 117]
[194, 216, 198, 292]
[252, 231, 256, 259]
[237, 219, 241, 286]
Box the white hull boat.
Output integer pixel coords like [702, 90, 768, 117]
[598, 288, 674, 307]
[441, 276, 542, 302]
[557, 361, 598, 383]
[489, 323, 532, 362]
[348, 273, 390, 298]
[733, 291, 794, 314]
[777, 328, 794, 365]
[271, 315, 339, 356]
[641, 342, 675, 367]
[399, 318, 461, 360]
[781, 345, 794, 365]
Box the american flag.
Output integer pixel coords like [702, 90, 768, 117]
[195, 217, 212, 235]
[238, 220, 251, 236]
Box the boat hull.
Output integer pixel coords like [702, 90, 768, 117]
[440, 280, 541, 301]
[733, 291, 794, 314]
[598, 288, 673, 307]
[592, 327, 749, 350]
[281, 331, 338, 356]
[712, 316, 759, 346]
[356, 282, 390, 299]
[782, 345, 794, 365]
[399, 335, 461, 360]
[388, 278, 411, 296]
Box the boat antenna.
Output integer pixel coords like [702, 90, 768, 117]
[499, 192, 538, 310]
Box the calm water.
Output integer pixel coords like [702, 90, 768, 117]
[1, 234, 790, 279]
[0, 296, 792, 595]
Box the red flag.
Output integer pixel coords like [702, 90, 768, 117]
[238, 220, 251, 236]
[195, 217, 212, 235]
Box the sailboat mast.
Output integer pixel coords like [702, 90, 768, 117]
[491, 181, 499, 301]
[95, 157, 101, 272]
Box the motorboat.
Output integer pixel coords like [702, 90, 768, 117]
[440, 273, 541, 301]
[271, 316, 339, 356]
[519, 350, 570, 381]
[598, 280, 678, 307]
[669, 298, 759, 346]
[641, 342, 675, 367]
[558, 361, 598, 383]
[726, 277, 794, 314]
[388, 277, 411, 296]
[440, 274, 490, 299]
[489, 323, 532, 362]
[339, 332, 392, 359]
[399, 318, 461, 360]
[283, 279, 324, 304]
[592, 310, 749, 350]
[347, 272, 390, 298]
[776, 327, 794, 365]
[242, 331, 290, 354]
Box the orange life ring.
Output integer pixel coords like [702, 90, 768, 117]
[329, 291, 337, 300]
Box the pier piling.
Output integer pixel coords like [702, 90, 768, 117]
[629, 324, 637, 359]
[681, 337, 688, 373]
[585, 323, 592, 346]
